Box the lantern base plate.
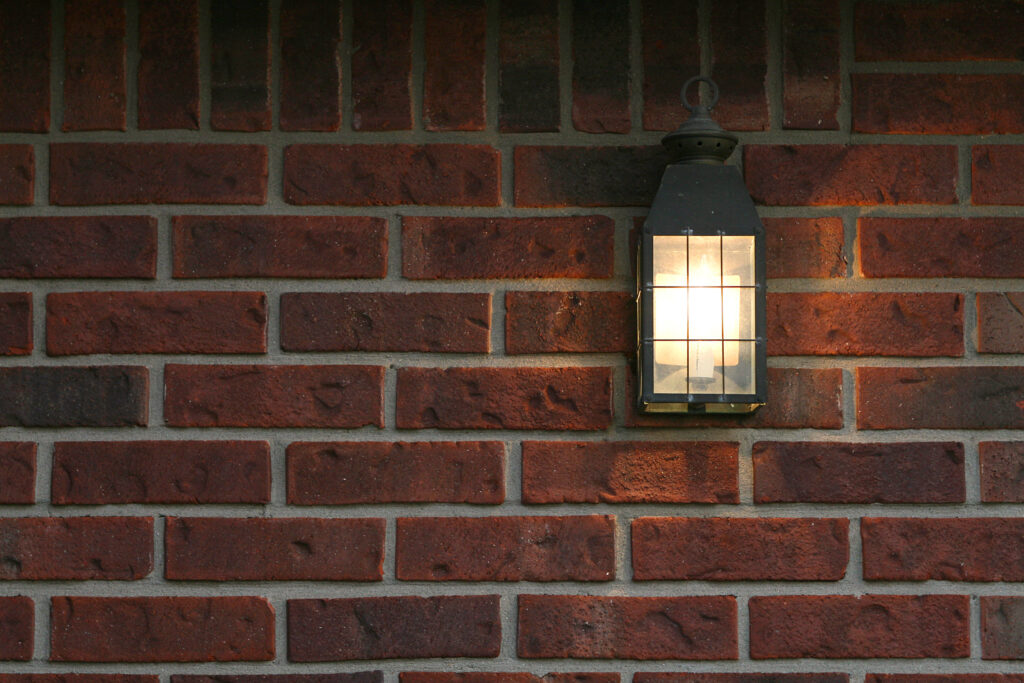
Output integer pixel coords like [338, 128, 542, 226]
[638, 401, 763, 414]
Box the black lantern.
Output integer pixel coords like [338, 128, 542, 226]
[637, 77, 766, 413]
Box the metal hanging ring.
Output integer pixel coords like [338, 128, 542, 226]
[681, 76, 719, 112]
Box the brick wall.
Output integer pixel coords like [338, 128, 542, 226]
[1, 0, 1023, 680]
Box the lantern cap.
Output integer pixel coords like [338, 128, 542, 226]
[661, 76, 738, 164]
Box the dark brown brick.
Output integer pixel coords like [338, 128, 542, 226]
[423, 0, 486, 131]
[164, 364, 383, 428]
[288, 595, 501, 661]
[783, 0, 839, 130]
[63, 0, 126, 131]
[753, 441, 965, 504]
[515, 146, 669, 207]
[210, 0, 270, 131]
[0, 216, 156, 278]
[0, 596, 32, 660]
[174, 676, 380, 683]
[980, 442, 1024, 503]
[711, 0, 768, 131]
[0, 517, 151, 580]
[47, 291, 267, 354]
[403, 216, 614, 279]
[572, 0, 629, 133]
[744, 145, 958, 206]
[978, 293, 1024, 353]
[858, 366, 1024, 430]
[280, 0, 341, 131]
[0, 293, 31, 355]
[397, 515, 614, 581]
[0, 366, 147, 427]
[281, 293, 490, 353]
[173, 215, 387, 279]
[636, 676, 847, 683]
[52, 441, 270, 504]
[982, 596, 1024, 659]
[764, 217, 847, 278]
[351, 0, 411, 131]
[518, 595, 737, 660]
[641, 0, 699, 131]
[166, 517, 384, 581]
[0, 2, 49, 131]
[865, 677, 1023, 683]
[51, 596, 274, 662]
[0, 443, 35, 504]
[749, 595, 970, 659]
[499, 0, 558, 132]
[506, 291, 632, 354]
[0, 145, 33, 205]
[50, 143, 267, 205]
[974, 146, 1024, 205]
[285, 144, 499, 206]
[860, 218, 1024, 278]
[0, 677, 159, 683]
[522, 441, 738, 504]
[287, 441, 505, 505]
[767, 293, 964, 356]
[403, 675, 618, 683]
[396, 367, 611, 431]
[633, 517, 848, 581]
[138, 0, 198, 129]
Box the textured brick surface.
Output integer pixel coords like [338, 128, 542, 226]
[515, 146, 668, 207]
[641, 0, 699, 131]
[980, 442, 1024, 503]
[749, 595, 970, 659]
[63, 0, 125, 131]
[974, 146, 1024, 205]
[864, 678, 1024, 683]
[423, 0, 485, 131]
[351, 0, 411, 131]
[397, 516, 615, 581]
[210, 0, 269, 131]
[0, 596, 33, 660]
[783, 0, 839, 130]
[0, 3, 49, 132]
[51, 596, 274, 662]
[402, 676, 618, 683]
[0, 145, 34, 205]
[978, 293, 1024, 353]
[0, 677, 159, 683]
[636, 676, 847, 683]
[506, 291, 632, 354]
[632, 517, 848, 581]
[753, 442, 965, 504]
[288, 596, 501, 661]
[0, 366, 148, 427]
[165, 364, 383, 428]
[52, 441, 270, 504]
[981, 597, 1024, 659]
[280, 0, 340, 131]
[499, 0, 558, 133]
[572, 0, 629, 134]
[764, 217, 847, 279]
[710, 0, 768, 131]
[137, 0, 198, 129]
[518, 595, 737, 660]
[522, 441, 738, 504]
[0, 293, 31, 355]
[173, 676, 380, 683]
[0, 443, 35, 505]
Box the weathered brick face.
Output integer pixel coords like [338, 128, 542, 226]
[1, 1, 1021, 678]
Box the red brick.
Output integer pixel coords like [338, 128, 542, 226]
[50, 143, 267, 205]
[0, 517, 151, 580]
[637, 677, 845, 683]
[0, 677, 159, 683]
[52, 441, 270, 504]
[287, 441, 504, 505]
[974, 146, 1024, 205]
[980, 442, 1024, 503]
[397, 515, 614, 581]
[281, 293, 490, 353]
[47, 291, 267, 355]
[866, 678, 1023, 683]
[764, 217, 847, 278]
[572, 0, 629, 134]
[633, 517, 848, 581]
[396, 367, 611, 431]
[0, 293, 31, 355]
[858, 366, 1024, 430]
[423, 0, 485, 131]
[863, 518, 1024, 582]
[0, 366, 148, 427]
[173, 676, 380, 683]
[0, 596, 32, 660]
[783, 0, 839, 130]
[403, 216, 614, 280]
[63, 0, 125, 131]
[0, 145, 33, 205]
[518, 595, 737, 660]
[0, 3, 49, 132]
[138, 0, 198, 129]
[515, 146, 668, 207]
[641, 0, 699, 131]
[280, 0, 341, 131]
[164, 364, 383, 428]
[767, 292, 964, 357]
[288, 595, 501, 661]
[403, 676, 618, 683]
[522, 441, 738, 504]
[625, 367, 843, 430]
[855, 1, 1024, 62]
[499, 0, 559, 133]
[0, 216, 156, 278]
[749, 595, 970, 659]
[711, 0, 768, 131]
[860, 218, 1024, 278]
[506, 291, 632, 354]
[210, 0, 270, 131]
[51, 596, 274, 662]
[285, 144, 499, 206]
[978, 293, 1024, 353]
[745, 145, 958, 206]
[166, 517, 384, 581]
[981, 596, 1024, 659]
[753, 441, 965, 504]
[0, 443, 35, 504]
[351, 0, 411, 131]
[173, 215, 387, 279]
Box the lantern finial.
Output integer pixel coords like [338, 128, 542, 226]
[661, 76, 738, 164]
